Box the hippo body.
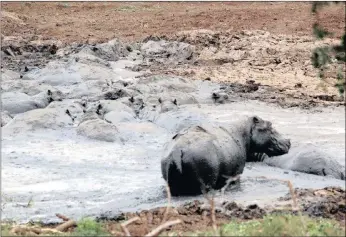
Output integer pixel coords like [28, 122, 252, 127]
[249, 144, 345, 180]
[161, 116, 291, 196]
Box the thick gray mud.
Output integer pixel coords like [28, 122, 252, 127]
[1, 36, 345, 224]
[2, 102, 345, 224]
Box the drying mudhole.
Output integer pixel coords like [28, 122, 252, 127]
[1, 30, 345, 226]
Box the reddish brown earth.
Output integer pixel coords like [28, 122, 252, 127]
[1, 2, 345, 44]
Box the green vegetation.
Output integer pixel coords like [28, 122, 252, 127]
[1, 224, 13, 237]
[72, 218, 110, 236]
[167, 214, 345, 237]
[310, 2, 346, 95]
[2, 214, 345, 236]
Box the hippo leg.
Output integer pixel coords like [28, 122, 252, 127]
[167, 160, 206, 196]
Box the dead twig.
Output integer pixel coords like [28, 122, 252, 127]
[55, 213, 70, 222]
[144, 219, 182, 237]
[160, 182, 172, 224]
[10, 226, 63, 235]
[255, 176, 306, 230]
[221, 174, 240, 196]
[120, 216, 140, 236]
[204, 194, 217, 232]
[55, 219, 77, 232]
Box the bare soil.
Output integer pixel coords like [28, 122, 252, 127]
[99, 187, 345, 236]
[1, 2, 345, 108]
[7, 187, 344, 236]
[1, 2, 345, 43]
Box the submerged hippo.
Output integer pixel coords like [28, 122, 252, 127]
[248, 144, 345, 180]
[161, 116, 291, 196]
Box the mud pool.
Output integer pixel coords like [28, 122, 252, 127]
[2, 101, 345, 224]
[1, 38, 345, 224]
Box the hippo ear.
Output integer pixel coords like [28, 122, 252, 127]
[173, 99, 177, 105]
[47, 90, 52, 96]
[252, 116, 261, 124]
[158, 98, 162, 104]
[129, 96, 134, 103]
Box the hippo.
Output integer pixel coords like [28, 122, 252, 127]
[161, 116, 291, 196]
[248, 144, 345, 180]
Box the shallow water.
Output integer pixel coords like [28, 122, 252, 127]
[2, 100, 345, 224]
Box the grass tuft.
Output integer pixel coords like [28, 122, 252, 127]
[73, 218, 109, 236]
[212, 214, 343, 236]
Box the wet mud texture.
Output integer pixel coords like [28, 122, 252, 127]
[99, 187, 344, 236]
[2, 30, 345, 224]
[4, 187, 345, 236]
[102, 200, 266, 236]
[276, 187, 346, 222]
[2, 33, 345, 110]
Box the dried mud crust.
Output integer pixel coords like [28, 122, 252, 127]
[140, 30, 345, 108]
[102, 200, 266, 236]
[275, 187, 346, 222]
[97, 187, 345, 236]
[3, 187, 345, 236]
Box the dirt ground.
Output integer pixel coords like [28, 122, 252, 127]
[6, 187, 345, 236]
[1, 2, 345, 43]
[1, 2, 345, 107]
[100, 187, 345, 236]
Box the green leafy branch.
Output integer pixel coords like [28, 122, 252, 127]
[311, 2, 345, 96]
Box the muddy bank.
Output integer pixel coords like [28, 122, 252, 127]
[1, 33, 345, 224]
[101, 187, 345, 236]
[6, 187, 344, 236]
[2, 30, 345, 109]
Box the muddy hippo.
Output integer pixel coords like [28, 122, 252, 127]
[248, 144, 345, 180]
[161, 116, 291, 196]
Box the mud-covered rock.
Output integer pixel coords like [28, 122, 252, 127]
[141, 40, 195, 65]
[47, 99, 85, 123]
[77, 118, 122, 142]
[70, 51, 111, 68]
[117, 121, 165, 137]
[99, 100, 135, 115]
[1, 92, 40, 114]
[82, 39, 130, 62]
[104, 111, 136, 124]
[0, 69, 21, 81]
[3, 108, 73, 134]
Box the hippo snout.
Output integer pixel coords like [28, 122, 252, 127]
[280, 138, 291, 154]
[277, 139, 291, 155]
[267, 137, 291, 157]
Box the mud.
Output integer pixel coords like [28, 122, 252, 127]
[99, 187, 345, 236]
[1, 31, 345, 225]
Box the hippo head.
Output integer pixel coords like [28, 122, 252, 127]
[47, 89, 63, 103]
[249, 116, 291, 157]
